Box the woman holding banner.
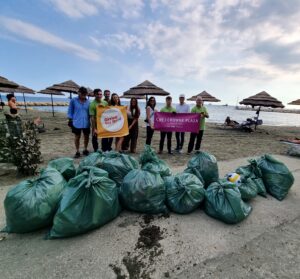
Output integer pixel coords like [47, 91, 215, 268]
[145, 97, 157, 146]
[111, 93, 124, 152]
[187, 96, 209, 154]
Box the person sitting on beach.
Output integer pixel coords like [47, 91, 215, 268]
[145, 96, 157, 146]
[159, 96, 176, 155]
[89, 88, 108, 152]
[6, 93, 18, 115]
[175, 94, 190, 153]
[110, 93, 124, 152]
[187, 96, 209, 154]
[224, 116, 239, 127]
[67, 86, 90, 158]
[122, 97, 140, 153]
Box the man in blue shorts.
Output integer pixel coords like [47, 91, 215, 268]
[67, 86, 90, 158]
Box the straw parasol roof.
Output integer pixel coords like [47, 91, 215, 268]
[0, 85, 35, 94]
[123, 80, 170, 97]
[239, 91, 284, 108]
[48, 80, 80, 93]
[0, 76, 19, 88]
[288, 99, 300, 106]
[38, 88, 64, 117]
[187, 91, 220, 102]
[120, 94, 146, 99]
[38, 88, 64, 96]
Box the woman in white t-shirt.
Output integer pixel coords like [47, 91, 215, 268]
[145, 96, 157, 146]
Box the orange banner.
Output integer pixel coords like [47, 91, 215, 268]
[96, 106, 129, 138]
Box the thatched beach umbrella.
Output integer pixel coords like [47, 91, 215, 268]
[0, 75, 19, 109]
[288, 99, 300, 106]
[120, 94, 146, 100]
[240, 91, 284, 129]
[47, 80, 80, 99]
[187, 91, 221, 102]
[0, 85, 35, 113]
[123, 80, 170, 102]
[38, 88, 64, 117]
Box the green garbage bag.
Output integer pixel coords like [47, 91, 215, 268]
[183, 167, 205, 185]
[165, 173, 205, 214]
[238, 177, 258, 201]
[76, 151, 105, 174]
[48, 157, 76, 181]
[236, 159, 267, 197]
[187, 151, 219, 187]
[140, 145, 172, 177]
[3, 168, 67, 233]
[257, 154, 294, 201]
[48, 167, 121, 238]
[204, 180, 252, 224]
[119, 169, 167, 214]
[102, 151, 139, 186]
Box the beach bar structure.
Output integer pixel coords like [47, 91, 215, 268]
[47, 80, 80, 99]
[187, 91, 221, 102]
[240, 91, 284, 129]
[123, 80, 170, 102]
[38, 88, 64, 117]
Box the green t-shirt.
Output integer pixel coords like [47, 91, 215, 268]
[191, 106, 208, 130]
[89, 99, 108, 116]
[160, 106, 176, 113]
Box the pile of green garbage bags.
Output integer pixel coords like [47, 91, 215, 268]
[2, 149, 295, 238]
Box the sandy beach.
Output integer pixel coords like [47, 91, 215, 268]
[8, 109, 300, 164]
[0, 109, 300, 278]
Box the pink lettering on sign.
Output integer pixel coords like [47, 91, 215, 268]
[154, 112, 200, 133]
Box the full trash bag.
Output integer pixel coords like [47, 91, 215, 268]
[48, 157, 76, 181]
[48, 167, 121, 238]
[236, 159, 267, 197]
[257, 154, 294, 201]
[186, 151, 219, 187]
[140, 145, 172, 177]
[119, 169, 167, 214]
[102, 151, 139, 186]
[204, 179, 252, 224]
[165, 173, 205, 214]
[76, 151, 106, 174]
[238, 177, 258, 201]
[3, 168, 67, 233]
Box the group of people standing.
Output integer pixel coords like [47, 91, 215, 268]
[67, 87, 140, 158]
[67, 87, 208, 158]
[145, 94, 209, 155]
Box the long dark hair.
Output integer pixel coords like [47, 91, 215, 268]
[130, 97, 140, 118]
[146, 97, 156, 109]
[110, 93, 121, 106]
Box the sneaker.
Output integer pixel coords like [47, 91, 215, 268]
[158, 150, 163, 154]
[187, 151, 191, 155]
[168, 151, 174, 155]
[74, 152, 80, 158]
[179, 149, 183, 154]
[83, 150, 89, 156]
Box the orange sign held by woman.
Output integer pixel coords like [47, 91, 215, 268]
[96, 106, 129, 138]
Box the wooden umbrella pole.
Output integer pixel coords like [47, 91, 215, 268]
[23, 92, 28, 113]
[51, 94, 54, 117]
[0, 93, 3, 109]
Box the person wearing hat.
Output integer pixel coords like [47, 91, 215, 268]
[175, 94, 190, 153]
[67, 86, 90, 158]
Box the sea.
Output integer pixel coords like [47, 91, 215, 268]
[13, 95, 300, 127]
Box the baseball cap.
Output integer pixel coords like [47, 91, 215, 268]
[179, 94, 185, 98]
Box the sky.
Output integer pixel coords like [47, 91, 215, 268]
[1, 0, 300, 106]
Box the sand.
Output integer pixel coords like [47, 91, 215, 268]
[0, 109, 300, 278]
[9, 109, 300, 167]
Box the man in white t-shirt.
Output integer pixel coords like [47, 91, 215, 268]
[175, 94, 190, 153]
